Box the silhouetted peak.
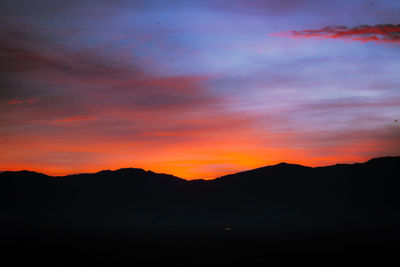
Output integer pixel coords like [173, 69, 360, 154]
[273, 162, 304, 168]
[253, 162, 310, 173]
[365, 156, 400, 165]
[215, 162, 311, 183]
[91, 168, 185, 185]
[0, 170, 47, 177]
[118, 167, 146, 173]
[96, 168, 147, 176]
[275, 162, 290, 166]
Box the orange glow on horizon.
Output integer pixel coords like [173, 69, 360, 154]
[1, 132, 396, 180]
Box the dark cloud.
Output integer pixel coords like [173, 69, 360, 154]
[8, 100, 24, 105]
[7, 98, 37, 105]
[0, 21, 142, 80]
[303, 97, 400, 110]
[275, 24, 400, 45]
[57, 115, 98, 123]
[0, 19, 218, 123]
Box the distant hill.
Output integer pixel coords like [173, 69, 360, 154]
[1, 156, 399, 265]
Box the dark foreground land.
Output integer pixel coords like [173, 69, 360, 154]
[1, 156, 400, 265]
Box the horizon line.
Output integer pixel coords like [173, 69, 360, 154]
[1, 155, 398, 181]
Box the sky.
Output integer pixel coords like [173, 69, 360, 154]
[0, 0, 399, 179]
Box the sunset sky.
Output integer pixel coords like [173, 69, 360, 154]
[1, 0, 399, 179]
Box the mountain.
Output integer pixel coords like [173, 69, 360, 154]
[1, 156, 400, 265]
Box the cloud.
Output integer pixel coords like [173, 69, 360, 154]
[302, 97, 400, 110]
[0, 19, 218, 124]
[8, 100, 24, 105]
[7, 98, 38, 105]
[56, 115, 99, 123]
[26, 98, 38, 104]
[273, 24, 400, 45]
[1, 2, 400, 179]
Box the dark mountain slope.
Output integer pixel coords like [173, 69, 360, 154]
[1, 156, 399, 265]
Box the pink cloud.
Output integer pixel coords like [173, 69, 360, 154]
[8, 100, 24, 105]
[273, 24, 400, 45]
[57, 115, 98, 122]
[26, 98, 38, 104]
[7, 98, 38, 105]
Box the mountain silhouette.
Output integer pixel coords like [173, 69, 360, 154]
[1, 156, 399, 265]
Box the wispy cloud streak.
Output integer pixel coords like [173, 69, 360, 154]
[274, 24, 400, 45]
